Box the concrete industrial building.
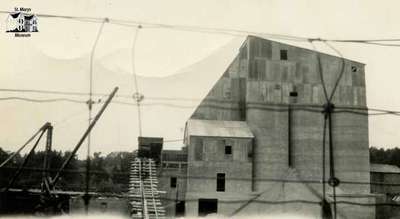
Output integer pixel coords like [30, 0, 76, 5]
[158, 149, 188, 217]
[370, 163, 400, 219]
[371, 163, 400, 195]
[159, 36, 374, 218]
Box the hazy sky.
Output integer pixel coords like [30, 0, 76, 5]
[0, 0, 400, 157]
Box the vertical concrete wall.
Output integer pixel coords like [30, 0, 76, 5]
[371, 172, 400, 194]
[371, 170, 400, 219]
[244, 36, 370, 194]
[189, 36, 373, 218]
[158, 167, 187, 218]
[185, 136, 253, 216]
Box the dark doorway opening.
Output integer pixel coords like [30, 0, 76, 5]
[170, 177, 177, 188]
[198, 199, 218, 217]
[175, 200, 185, 217]
[216, 173, 225, 192]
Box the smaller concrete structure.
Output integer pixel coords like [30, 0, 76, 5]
[158, 148, 188, 217]
[371, 163, 400, 194]
[184, 119, 255, 217]
[370, 163, 400, 219]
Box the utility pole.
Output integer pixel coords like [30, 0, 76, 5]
[84, 18, 108, 214]
[83, 98, 94, 214]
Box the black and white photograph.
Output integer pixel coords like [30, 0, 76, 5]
[0, 1, 400, 218]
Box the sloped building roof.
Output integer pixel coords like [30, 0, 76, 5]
[370, 163, 400, 173]
[186, 119, 254, 138]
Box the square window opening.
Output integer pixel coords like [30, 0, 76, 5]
[225, 145, 232, 155]
[170, 177, 177, 188]
[280, 50, 288, 60]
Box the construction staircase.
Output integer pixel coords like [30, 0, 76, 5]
[129, 158, 166, 219]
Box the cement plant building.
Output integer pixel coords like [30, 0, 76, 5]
[159, 36, 374, 218]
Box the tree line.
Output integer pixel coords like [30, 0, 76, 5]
[0, 147, 132, 194]
[370, 146, 400, 167]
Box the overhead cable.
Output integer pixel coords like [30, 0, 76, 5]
[3, 10, 400, 47]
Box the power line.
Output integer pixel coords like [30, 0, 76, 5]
[2, 10, 400, 47]
[0, 88, 130, 99]
[328, 38, 400, 42]
[84, 18, 108, 214]
[0, 10, 308, 42]
[0, 97, 87, 104]
[2, 88, 400, 113]
[0, 88, 204, 101]
[3, 95, 400, 117]
[327, 38, 400, 47]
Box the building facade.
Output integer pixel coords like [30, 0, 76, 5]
[184, 119, 255, 216]
[179, 36, 374, 218]
[158, 149, 188, 217]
